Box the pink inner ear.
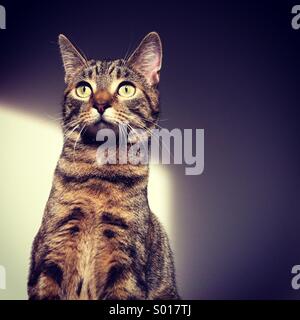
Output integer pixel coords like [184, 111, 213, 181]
[128, 35, 162, 86]
[149, 68, 160, 85]
[145, 55, 161, 85]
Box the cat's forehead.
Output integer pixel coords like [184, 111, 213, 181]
[77, 59, 133, 86]
[87, 59, 124, 76]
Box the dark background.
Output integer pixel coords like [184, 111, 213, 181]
[0, 0, 299, 299]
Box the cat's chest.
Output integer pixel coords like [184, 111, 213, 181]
[46, 182, 141, 232]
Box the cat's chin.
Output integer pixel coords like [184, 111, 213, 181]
[81, 120, 119, 145]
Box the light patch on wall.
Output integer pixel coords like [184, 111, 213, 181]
[148, 166, 172, 235]
[0, 104, 172, 299]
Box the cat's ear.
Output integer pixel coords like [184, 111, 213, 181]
[127, 32, 162, 86]
[58, 34, 88, 83]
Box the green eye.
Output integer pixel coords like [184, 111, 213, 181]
[118, 83, 136, 97]
[75, 83, 92, 98]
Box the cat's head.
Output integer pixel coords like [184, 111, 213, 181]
[58, 32, 162, 144]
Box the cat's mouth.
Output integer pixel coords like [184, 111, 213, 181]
[81, 119, 119, 145]
[90, 118, 116, 131]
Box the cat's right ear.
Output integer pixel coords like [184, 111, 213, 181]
[58, 34, 88, 83]
[127, 32, 162, 86]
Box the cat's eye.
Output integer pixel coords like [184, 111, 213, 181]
[118, 82, 136, 98]
[75, 82, 92, 98]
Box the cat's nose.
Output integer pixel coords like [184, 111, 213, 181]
[94, 101, 110, 115]
[93, 90, 112, 114]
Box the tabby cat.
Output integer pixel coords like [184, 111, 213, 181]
[27, 32, 179, 300]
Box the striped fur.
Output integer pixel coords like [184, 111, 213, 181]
[27, 32, 179, 300]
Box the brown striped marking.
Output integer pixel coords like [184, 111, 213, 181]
[101, 212, 129, 229]
[55, 207, 84, 230]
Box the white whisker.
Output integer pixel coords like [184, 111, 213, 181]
[64, 124, 80, 142]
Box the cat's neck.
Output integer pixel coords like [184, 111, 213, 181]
[57, 140, 149, 184]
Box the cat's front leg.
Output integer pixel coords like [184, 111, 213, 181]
[28, 272, 62, 300]
[28, 233, 62, 300]
[99, 263, 148, 300]
[28, 254, 62, 300]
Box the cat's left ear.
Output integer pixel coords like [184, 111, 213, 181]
[58, 34, 88, 83]
[127, 32, 162, 86]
